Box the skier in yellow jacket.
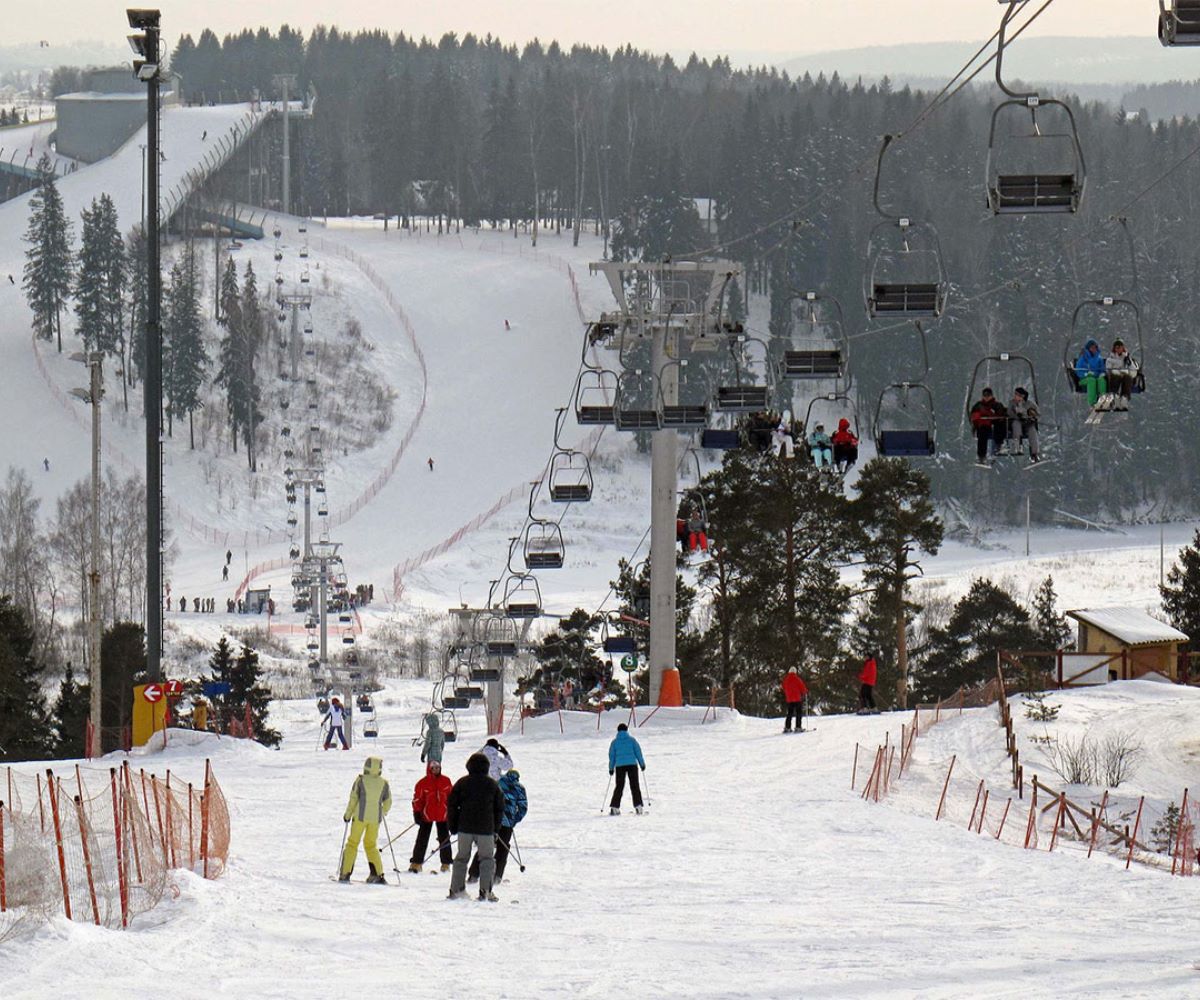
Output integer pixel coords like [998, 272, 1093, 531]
[339, 757, 392, 883]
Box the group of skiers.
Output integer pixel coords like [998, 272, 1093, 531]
[779, 655, 879, 732]
[171, 595, 221, 613]
[1074, 337, 1140, 411]
[969, 386, 1041, 467]
[807, 417, 860, 473]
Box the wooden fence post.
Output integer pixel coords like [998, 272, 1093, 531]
[851, 743, 859, 791]
[0, 800, 6, 913]
[1126, 796, 1145, 870]
[996, 799, 1012, 840]
[935, 755, 957, 821]
[72, 795, 100, 926]
[46, 770, 71, 920]
[968, 780, 985, 831]
[1024, 780, 1039, 849]
[110, 769, 128, 928]
[1048, 793, 1067, 852]
[1172, 788, 1190, 876]
[1087, 790, 1108, 859]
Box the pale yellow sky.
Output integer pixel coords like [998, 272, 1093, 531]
[10, 1, 1160, 60]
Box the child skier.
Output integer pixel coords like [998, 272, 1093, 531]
[608, 723, 646, 815]
[471, 768, 527, 884]
[324, 697, 349, 749]
[410, 760, 453, 873]
[421, 711, 445, 764]
[447, 753, 506, 902]
[339, 756, 392, 883]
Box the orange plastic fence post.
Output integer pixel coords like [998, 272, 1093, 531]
[935, 755, 956, 821]
[46, 770, 71, 920]
[1172, 788, 1190, 876]
[75, 764, 85, 800]
[110, 769, 128, 928]
[201, 760, 212, 880]
[188, 782, 195, 871]
[72, 795, 100, 926]
[149, 775, 167, 865]
[1087, 790, 1109, 859]
[164, 776, 176, 869]
[122, 764, 143, 884]
[0, 800, 6, 912]
[996, 799, 1012, 840]
[1126, 796, 1145, 870]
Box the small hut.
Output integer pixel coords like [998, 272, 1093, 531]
[1064, 606, 1188, 682]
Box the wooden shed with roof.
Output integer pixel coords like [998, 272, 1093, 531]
[1064, 606, 1188, 683]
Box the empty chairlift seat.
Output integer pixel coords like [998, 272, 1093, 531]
[1161, 1, 1200, 44]
[575, 370, 618, 426]
[990, 173, 1081, 214]
[877, 429, 936, 457]
[603, 636, 638, 655]
[870, 283, 943, 317]
[782, 349, 844, 380]
[548, 451, 593, 503]
[470, 664, 503, 682]
[701, 428, 742, 450]
[524, 522, 565, 570]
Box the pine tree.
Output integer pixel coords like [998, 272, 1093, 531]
[0, 595, 53, 761]
[852, 459, 944, 709]
[127, 229, 149, 391]
[163, 243, 209, 447]
[97, 195, 126, 359]
[1161, 529, 1200, 644]
[74, 198, 107, 352]
[1031, 575, 1072, 650]
[216, 262, 263, 469]
[22, 153, 74, 352]
[100, 622, 146, 753]
[231, 642, 280, 746]
[51, 661, 90, 758]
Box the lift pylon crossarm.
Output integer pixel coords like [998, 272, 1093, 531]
[1161, 0, 1200, 45]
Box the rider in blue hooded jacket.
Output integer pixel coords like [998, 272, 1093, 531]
[607, 723, 646, 815]
[1074, 338, 1107, 407]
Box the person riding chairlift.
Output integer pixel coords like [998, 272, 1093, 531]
[687, 508, 709, 553]
[807, 422, 833, 469]
[1074, 338, 1107, 408]
[831, 418, 859, 473]
[1103, 338, 1139, 411]
[1008, 387, 1041, 465]
[969, 387, 1007, 467]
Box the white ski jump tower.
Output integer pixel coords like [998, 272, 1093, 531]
[588, 259, 740, 704]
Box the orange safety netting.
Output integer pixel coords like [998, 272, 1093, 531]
[0, 759, 228, 939]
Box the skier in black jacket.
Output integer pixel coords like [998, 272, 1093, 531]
[447, 752, 505, 902]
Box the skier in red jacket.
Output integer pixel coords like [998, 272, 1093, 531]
[408, 760, 453, 873]
[782, 667, 808, 733]
[859, 656, 878, 713]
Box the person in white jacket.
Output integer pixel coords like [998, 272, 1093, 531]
[323, 697, 349, 750]
[479, 738, 512, 779]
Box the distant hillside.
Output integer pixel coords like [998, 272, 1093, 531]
[782, 35, 1192, 88]
[0, 41, 126, 75]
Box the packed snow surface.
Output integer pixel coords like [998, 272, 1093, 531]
[3, 679, 1200, 998]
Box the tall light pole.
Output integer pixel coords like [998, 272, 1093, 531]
[70, 352, 104, 757]
[128, 8, 163, 681]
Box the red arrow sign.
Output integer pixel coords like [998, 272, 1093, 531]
[163, 679, 184, 697]
[143, 683, 164, 703]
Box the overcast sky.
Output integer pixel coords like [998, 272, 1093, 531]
[10, 2, 1158, 61]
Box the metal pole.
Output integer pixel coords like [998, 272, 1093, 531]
[88, 355, 104, 757]
[319, 557, 328, 664]
[303, 481, 312, 559]
[281, 78, 290, 215]
[1025, 492, 1031, 558]
[1161, 523, 1165, 589]
[145, 20, 163, 683]
[289, 303, 300, 381]
[648, 316, 677, 706]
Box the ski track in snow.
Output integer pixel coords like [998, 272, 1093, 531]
[3, 679, 1200, 998]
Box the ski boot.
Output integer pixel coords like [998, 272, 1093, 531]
[447, 889, 467, 900]
[440, 863, 451, 873]
[408, 862, 423, 874]
[366, 872, 387, 885]
[635, 805, 644, 815]
[337, 872, 351, 883]
[479, 889, 499, 902]
[610, 807, 620, 816]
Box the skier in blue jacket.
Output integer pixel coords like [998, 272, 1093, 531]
[1074, 338, 1107, 407]
[607, 723, 646, 815]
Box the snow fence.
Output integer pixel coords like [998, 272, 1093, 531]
[0, 759, 229, 941]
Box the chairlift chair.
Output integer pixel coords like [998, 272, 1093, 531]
[658, 359, 710, 430]
[783, 292, 849, 381]
[483, 617, 519, 658]
[873, 383, 938, 457]
[614, 368, 663, 430]
[455, 684, 484, 701]
[715, 335, 772, 412]
[985, 3, 1086, 215]
[601, 616, 638, 655]
[502, 573, 542, 619]
[1063, 296, 1146, 397]
[317, 502, 328, 517]
[865, 136, 949, 319]
[300, 247, 310, 259]
[523, 520, 566, 570]
[548, 450, 593, 503]
[963, 353, 1040, 458]
[1161, 0, 1200, 44]
[575, 369, 618, 426]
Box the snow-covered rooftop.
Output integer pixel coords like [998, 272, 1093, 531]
[1066, 605, 1188, 645]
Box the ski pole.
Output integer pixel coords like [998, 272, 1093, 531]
[642, 769, 651, 807]
[600, 773, 612, 813]
[381, 820, 417, 851]
[382, 816, 401, 874]
[509, 830, 526, 873]
[424, 836, 456, 864]
[335, 819, 348, 877]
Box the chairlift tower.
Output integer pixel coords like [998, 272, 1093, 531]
[280, 291, 312, 380]
[588, 259, 740, 704]
[308, 540, 341, 665]
[272, 74, 297, 214]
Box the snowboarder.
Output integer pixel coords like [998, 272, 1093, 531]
[324, 697, 349, 749]
[480, 737, 513, 779]
[832, 418, 859, 473]
[447, 752, 506, 901]
[782, 667, 807, 733]
[222, 564, 229, 581]
[859, 656, 878, 713]
[969, 388, 1007, 467]
[472, 767, 527, 883]
[339, 756, 392, 884]
[421, 711, 445, 764]
[409, 760, 453, 873]
[427, 457, 434, 472]
[608, 723, 646, 815]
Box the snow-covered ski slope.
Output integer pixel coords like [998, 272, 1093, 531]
[5, 678, 1200, 998]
